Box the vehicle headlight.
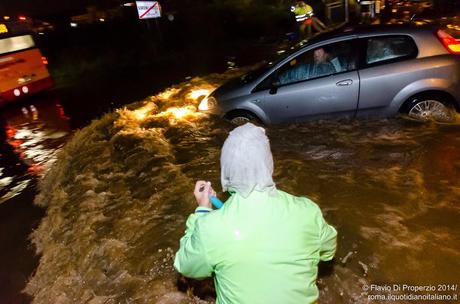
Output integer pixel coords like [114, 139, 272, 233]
[198, 96, 217, 111]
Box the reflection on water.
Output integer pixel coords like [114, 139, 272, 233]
[25, 71, 460, 303]
[0, 98, 71, 204]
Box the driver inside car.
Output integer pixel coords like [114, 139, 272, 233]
[278, 48, 336, 86]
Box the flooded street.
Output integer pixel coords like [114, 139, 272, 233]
[0, 97, 71, 204]
[18, 71, 459, 303]
[0, 95, 72, 303]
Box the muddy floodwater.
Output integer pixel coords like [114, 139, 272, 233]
[23, 70, 460, 303]
[0, 100, 71, 205]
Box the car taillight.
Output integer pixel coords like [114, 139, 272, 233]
[41, 56, 49, 65]
[436, 29, 460, 54]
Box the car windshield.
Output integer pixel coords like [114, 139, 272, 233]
[240, 47, 301, 83]
[0, 35, 35, 55]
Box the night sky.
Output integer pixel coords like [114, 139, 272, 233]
[0, 0, 110, 17]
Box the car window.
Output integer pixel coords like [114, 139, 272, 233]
[271, 40, 357, 88]
[366, 36, 417, 65]
[241, 43, 309, 85]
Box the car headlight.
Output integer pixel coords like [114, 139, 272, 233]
[198, 96, 217, 111]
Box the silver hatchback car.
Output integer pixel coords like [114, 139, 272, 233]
[199, 25, 460, 124]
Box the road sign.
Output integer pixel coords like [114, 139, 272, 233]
[136, 1, 161, 19]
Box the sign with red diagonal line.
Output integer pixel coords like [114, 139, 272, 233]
[136, 1, 161, 19]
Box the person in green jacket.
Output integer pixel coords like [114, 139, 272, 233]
[174, 123, 337, 304]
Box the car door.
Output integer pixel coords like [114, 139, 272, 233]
[254, 39, 360, 123]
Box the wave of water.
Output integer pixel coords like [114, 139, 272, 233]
[25, 71, 460, 303]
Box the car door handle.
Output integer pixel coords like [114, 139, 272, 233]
[336, 79, 353, 86]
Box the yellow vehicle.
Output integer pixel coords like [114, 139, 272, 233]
[0, 20, 53, 106]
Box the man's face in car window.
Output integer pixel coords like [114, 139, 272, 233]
[313, 48, 327, 64]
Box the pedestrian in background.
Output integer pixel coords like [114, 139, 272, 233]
[292, 1, 315, 38]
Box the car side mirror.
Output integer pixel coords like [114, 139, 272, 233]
[269, 77, 279, 95]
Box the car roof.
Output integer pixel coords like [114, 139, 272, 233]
[306, 24, 437, 44]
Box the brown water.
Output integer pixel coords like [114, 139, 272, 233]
[24, 70, 460, 303]
[0, 99, 71, 205]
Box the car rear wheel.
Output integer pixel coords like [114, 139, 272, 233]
[225, 111, 260, 126]
[405, 97, 456, 123]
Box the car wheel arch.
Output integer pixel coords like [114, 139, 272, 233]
[388, 78, 458, 113]
[399, 90, 458, 114]
[224, 109, 268, 125]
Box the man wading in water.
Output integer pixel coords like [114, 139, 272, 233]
[174, 123, 337, 304]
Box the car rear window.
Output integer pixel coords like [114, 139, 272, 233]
[0, 35, 35, 55]
[366, 35, 417, 65]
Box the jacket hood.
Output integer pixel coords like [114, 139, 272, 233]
[220, 123, 277, 198]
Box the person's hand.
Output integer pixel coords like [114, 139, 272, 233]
[194, 180, 216, 208]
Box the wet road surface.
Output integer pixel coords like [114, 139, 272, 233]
[0, 48, 270, 303]
[13, 71, 459, 303]
[0, 96, 71, 303]
[2, 11, 460, 301]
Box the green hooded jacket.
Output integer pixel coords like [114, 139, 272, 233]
[174, 189, 337, 304]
